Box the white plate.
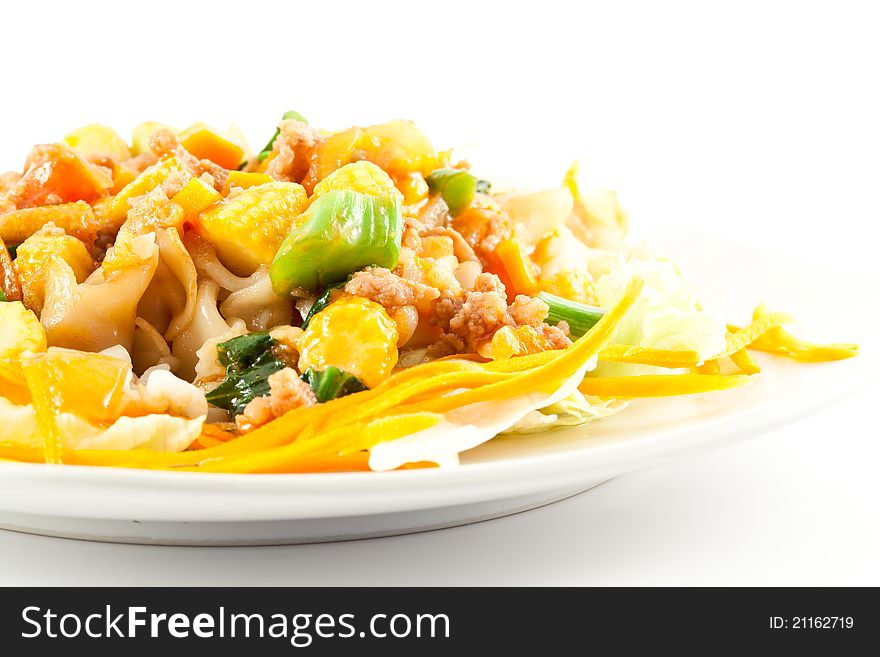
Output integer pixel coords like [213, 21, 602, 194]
[0, 229, 875, 545]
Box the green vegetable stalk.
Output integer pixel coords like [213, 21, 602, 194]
[270, 190, 403, 296]
[301, 366, 367, 403]
[538, 292, 606, 337]
[426, 168, 491, 215]
[256, 110, 309, 162]
[205, 333, 287, 416]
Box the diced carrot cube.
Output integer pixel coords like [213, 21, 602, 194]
[180, 128, 244, 169]
[171, 176, 222, 221]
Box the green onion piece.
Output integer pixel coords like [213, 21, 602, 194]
[301, 366, 367, 403]
[256, 110, 308, 161]
[426, 168, 480, 215]
[205, 350, 286, 416]
[0, 289, 6, 302]
[7, 244, 18, 260]
[206, 332, 287, 415]
[538, 292, 606, 338]
[216, 332, 274, 372]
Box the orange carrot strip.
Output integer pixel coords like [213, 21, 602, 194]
[579, 373, 750, 398]
[695, 359, 721, 375]
[728, 347, 761, 374]
[599, 344, 701, 369]
[494, 238, 538, 296]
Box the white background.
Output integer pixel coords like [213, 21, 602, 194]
[0, 0, 877, 585]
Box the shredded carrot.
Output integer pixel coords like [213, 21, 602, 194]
[728, 347, 761, 374]
[729, 306, 858, 362]
[579, 373, 750, 398]
[482, 350, 560, 372]
[0, 442, 185, 468]
[722, 305, 857, 364]
[0, 443, 43, 463]
[188, 424, 239, 450]
[599, 344, 701, 369]
[721, 311, 794, 357]
[397, 461, 439, 470]
[737, 326, 858, 362]
[189, 412, 442, 474]
[695, 359, 721, 375]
